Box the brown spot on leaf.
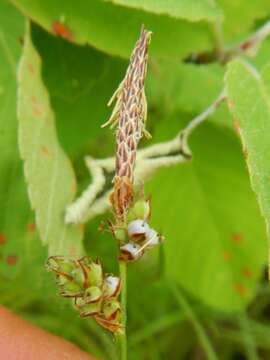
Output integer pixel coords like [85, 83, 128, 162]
[232, 233, 243, 243]
[234, 283, 248, 297]
[0, 234, 6, 245]
[32, 105, 42, 117]
[240, 40, 253, 51]
[227, 98, 234, 110]
[7, 254, 18, 265]
[28, 63, 34, 75]
[222, 250, 231, 261]
[52, 21, 73, 41]
[78, 223, 85, 234]
[40, 145, 49, 155]
[27, 223, 36, 232]
[233, 119, 240, 135]
[242, 267, 253, 278]
[243, 147, 249, 159]
[31, 95, 37, 103]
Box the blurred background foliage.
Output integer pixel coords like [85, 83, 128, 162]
[1, 0, 270, 358]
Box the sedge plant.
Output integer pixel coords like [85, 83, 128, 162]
[47, 27, 163, 359]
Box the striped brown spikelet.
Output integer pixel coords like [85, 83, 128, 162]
[103, 27, 152, 219]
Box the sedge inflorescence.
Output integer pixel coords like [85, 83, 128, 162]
[105, 27, 152, 220]
[48, 27, 163, 335]
[47, 256, 123, 333]
[112, 197, 163, 261]
[104, 27, 164, 261]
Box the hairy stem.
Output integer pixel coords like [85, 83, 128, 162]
[183, 90, 226, 138]
[118, 261, 127, 360]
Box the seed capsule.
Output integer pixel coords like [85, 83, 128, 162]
[127, 219, 150, 242]
[103, 276, 121, 298]
[119, 242, 143, 261]
[145, 228, 161, 246]
[102, 299, 121, 321]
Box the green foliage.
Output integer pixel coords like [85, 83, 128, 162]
[105, 0, 223, 22]
[2, 0, 270, 359]
[218, 0, 270, 40]
[31, 24, 126, 157]
[17, 23, 84, 256]
[226, 59, 270, 270]
[12, 0, 270, 60]
[0, 0, 46, 280]
[147, 60, 229, 127]
[147, 120, 266, 311]
[12, 0, 213, 59]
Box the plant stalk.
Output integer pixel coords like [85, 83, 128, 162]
[117, 261, 127, 360]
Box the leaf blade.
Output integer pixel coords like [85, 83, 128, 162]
[0, 0, 45, 279]
[104, 0, 223, 22]
[17, 22, 84, 256]
[147, 122, 266, 311]
[226, 59, 270, 273]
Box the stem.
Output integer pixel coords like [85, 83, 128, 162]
[183, 90, 226, 138]
[187, 19, 270, 64]
[118, 261, 127, 360]
[232, 20, 270, 57]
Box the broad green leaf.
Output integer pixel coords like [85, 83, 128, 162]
[146, 119, 267, 311]
[0, 0, 46, 279]
[147, 60, 229, 128]
[218, 0, 270, 41]
[105, 0, 223, 22]
[12, 0, 213, 59]
[147, 40, 270, 124]
[225, 59, 270, 274]
[17, 23, 84, 256]
[11, 0, 270, 62]
[31, 24, 127, 157]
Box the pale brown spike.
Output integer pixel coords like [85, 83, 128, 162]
[105, 27, 152, 219]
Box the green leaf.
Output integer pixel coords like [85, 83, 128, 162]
[11, 0, 270, 62]
[17, 22, 84, 256]
[225, 59, 270, 274]
[105, 0, 223, 22]
[12, 0, 213, 59]
[31, 24, 127, 157]
[147, 60, 229, 128]
[218, 0, 270, 41]
[146, 120, 267, 311]
[0, 0, 47, 279]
